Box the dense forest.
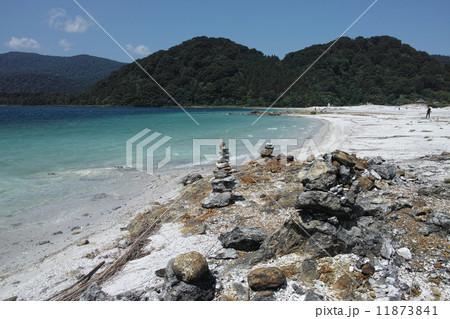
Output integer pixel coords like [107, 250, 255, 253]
[1, 36, 449, 107]
[0, 52, 124, 93]
[431, 54, 450, 65]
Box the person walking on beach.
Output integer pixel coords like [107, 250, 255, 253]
[426, 106, 431, 119]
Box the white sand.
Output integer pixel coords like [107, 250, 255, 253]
[0, 168, 208, 300]
[299, 104, 449, 161]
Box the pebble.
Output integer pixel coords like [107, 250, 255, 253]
[361, 263, 375, 276]
[397, 247, 412, 260]
[118, 238, 130, 249]
[77, 239, 89, 246]
[385, 277, 396, 285]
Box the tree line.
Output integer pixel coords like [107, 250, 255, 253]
[1, 36, 449, 107]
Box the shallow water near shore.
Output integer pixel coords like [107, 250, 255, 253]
[0, 106, 321, 228]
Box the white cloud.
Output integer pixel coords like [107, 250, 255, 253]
[6, 37, 41, 51]
[63, 15, 90, 33]
[59, 39, 74, 52]
[48, 8, 90, 33]
[126, 44, 150, 56]
[48, 8, 66, 29]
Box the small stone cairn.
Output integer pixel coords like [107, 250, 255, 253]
[201, 142, 240, 208]
[260, 143, 274, 158]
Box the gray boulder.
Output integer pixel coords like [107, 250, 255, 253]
[246, 218, 308, 264]
[354, 195, 405, 217]
[295, 190, 354, 218]
[371, 164, 397, 180]
[426, 211, 450, 233]
[380, 239, 395, 259]
[338, 165, 354, 185]
[299, 160, 338, 191]
[418, 184, 450, 199]
[304, 290, 324, 301]
[79, 282, 107, 301]
[210, 175, 240, 192]
[219, 226, 268, 251]
[181, 173, 203, 186]
[367, 156, 385, 166]
[396, 247, 412, 260]
[201, 192, 232, 208]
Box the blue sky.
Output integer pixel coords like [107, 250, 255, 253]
[1, 0, 449, 62]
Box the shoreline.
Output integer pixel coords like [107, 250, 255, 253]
[1, 104, 448, 300]
[0, 166, 211, 300]
[297, 104, 449, 162]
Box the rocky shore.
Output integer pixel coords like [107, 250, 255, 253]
[46, 148, 450, 301]
[1, 105, 448, 301]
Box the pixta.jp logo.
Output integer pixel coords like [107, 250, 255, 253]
[126, 129, 172, 175]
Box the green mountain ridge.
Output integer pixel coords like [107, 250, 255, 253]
[431, 54, 450, 64]
[88, 36, 450, 107]
[0, 52, 125, 93]
[1, 36, 449, 106]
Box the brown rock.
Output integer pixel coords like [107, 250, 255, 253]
[248, 267, 286, 291]
[172, 251, 209, 283]
[375, 180, 390, 190]
[361, 262, 375, 276]
[332, 150, 356, 167]
[355, 158, 368, 171]
[260, 148, 273, 158]
[220, 282, 249, 301]
[357, 176, 375, 192]
[430, 278, 441, 285]
[280, 265, 299, 278]
[405, 171, 416, 179]
[306, 154, 315, 162]
[396, 169, 405, 176]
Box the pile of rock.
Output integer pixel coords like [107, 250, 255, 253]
[201, 142, 240, 208]
[247, 150, 411, 264]
[260, 143, 274, 158]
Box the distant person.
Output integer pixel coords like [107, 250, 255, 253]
[426, 106, 431, 119]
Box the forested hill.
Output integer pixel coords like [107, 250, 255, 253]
[89, 36, 450, 106]
[2, 36, 449, 106]
[0, 52, 124, 93]
[431, 54, 450, 64]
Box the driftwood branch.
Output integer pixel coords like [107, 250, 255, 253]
[47, 261, 105, 301]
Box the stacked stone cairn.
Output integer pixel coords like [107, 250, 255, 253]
[260, 143, 274, 158]
[201, 142, 240, 208]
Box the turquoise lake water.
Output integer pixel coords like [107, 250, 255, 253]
[0, 106, 322, 223]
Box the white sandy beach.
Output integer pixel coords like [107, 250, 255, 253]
[0, 104, 448, 300]
[304, 104, 449, 161]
